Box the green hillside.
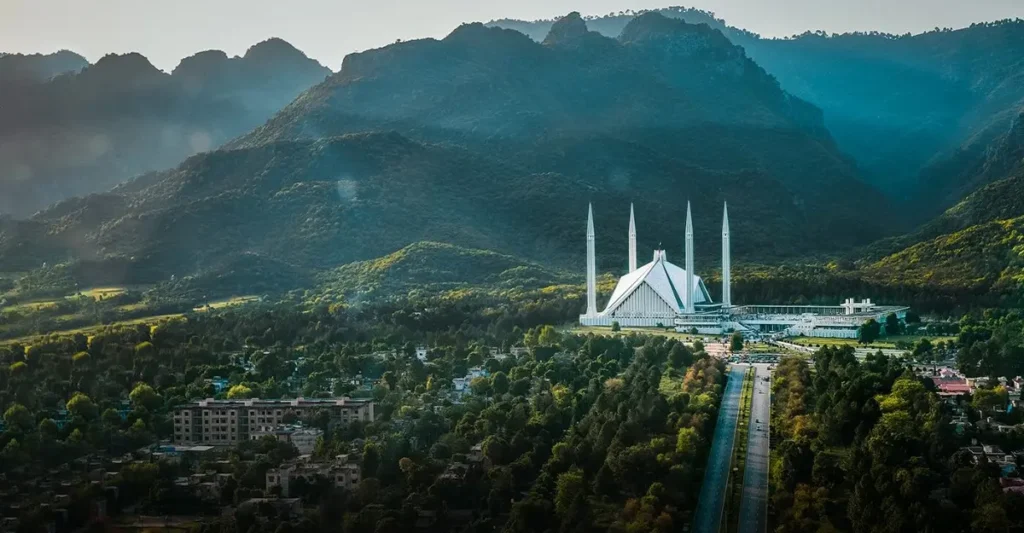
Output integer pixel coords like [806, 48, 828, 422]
[860, 217, 1024, 301]
[0, 13, 898, 294]
[0, 39, 330, 217]
[314, 241, 579, 302]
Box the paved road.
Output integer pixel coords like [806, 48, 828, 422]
[738, 364, 771, 533]
[691, 365, 746, 533]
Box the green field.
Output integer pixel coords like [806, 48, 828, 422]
[569, 325, 709, 343]
[1, 293, 259, 346]
[0, 313, 186, 346]
[194, 295, 260, 311]
[787, 334, 956, 350]
[1, 299, 61, 313]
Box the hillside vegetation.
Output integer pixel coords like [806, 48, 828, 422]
[0, 14, 894, 296]
[0, 39, 330, 217]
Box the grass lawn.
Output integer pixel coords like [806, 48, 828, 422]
[787, 334, 956, 350]
[1, 299, 61, 314]
[568, 325, 714, 343]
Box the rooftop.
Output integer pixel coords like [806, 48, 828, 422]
[186, 397, 373, 408]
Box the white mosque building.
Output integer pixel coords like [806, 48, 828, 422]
[579, 202, 908, 339]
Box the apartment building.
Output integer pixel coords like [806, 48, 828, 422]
[173, 397, 374, 446]
[249, 425, 323, 455]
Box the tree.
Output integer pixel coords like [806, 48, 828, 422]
[538, 326, 559, 346]
[858, 319, 881, 344]
[38, 418, 58, 438]
[555, 468, 584, 516]
[669, 344, 693, 368]
[134, 341, 156, 359]
[884, 313, 902, 336]
[66, 393, 97, 420]
[382, 371, 397, 390]
[129, 383, 162, 410]
[492, 371, 510, 395]
[611, 321, 621, 332]
[912, 338, 933, 359]
[227, 384, 254, 399]
[362, 442, 381, 477]
[3, 403, 33, 432]
[972, 386, 1008, 413]
[730, 332, 744, 352]
[470, 376, 492, 396]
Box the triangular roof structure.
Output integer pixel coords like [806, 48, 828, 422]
[600, 249, 711, 315]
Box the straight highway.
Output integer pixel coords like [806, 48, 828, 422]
[691, 365, 745, 533]
[738, 364, 771, 533]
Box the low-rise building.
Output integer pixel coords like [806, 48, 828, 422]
[249, 425, 323, 455]
[265, 455, 361, 497]
[173, 397, 374, 446]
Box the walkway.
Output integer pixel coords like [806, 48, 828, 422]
[691, 365, 745, 533]
[738, 364, 771, 533]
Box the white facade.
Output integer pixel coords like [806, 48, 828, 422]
[580, 203, 717, 327]
[579, 202, 908, 338]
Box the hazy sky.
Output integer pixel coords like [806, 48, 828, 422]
[3, 0, 1022, 71]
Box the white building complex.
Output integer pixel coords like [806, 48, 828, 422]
[579, 202, 908, 339]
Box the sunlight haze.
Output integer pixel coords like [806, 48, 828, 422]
[3, 0, 1022, 70]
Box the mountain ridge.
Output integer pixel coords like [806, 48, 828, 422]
[0, 39, 331, 218]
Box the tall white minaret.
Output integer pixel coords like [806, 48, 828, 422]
[586, 203, 597, 317]
[722, 201, 731, 308]
[684, 201, 695, 314]
[628, 203, 637, 273]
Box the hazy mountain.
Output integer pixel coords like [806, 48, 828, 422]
[0, 129, 839, 282]
[0, 39, 330, 217]
[0, 50, 88, 84]
[237, 13, 886, 237]
[489, 12, 1024, 218]
[0, 14, 898, 292]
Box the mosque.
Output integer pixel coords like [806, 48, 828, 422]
[579, 202, 908, 339]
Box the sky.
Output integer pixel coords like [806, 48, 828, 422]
[3, 0, 1023, 71]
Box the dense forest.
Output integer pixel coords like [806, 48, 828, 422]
[770, 349, 1024, 532]
[1, 289, 727, 533]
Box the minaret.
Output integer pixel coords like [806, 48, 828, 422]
[586, 204, 597, 317]
[721, 201, 731, 308]
[628, 203, 637, 273]
[685, 201, 695, 314]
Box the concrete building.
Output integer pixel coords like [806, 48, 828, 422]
[579, 202, 908, 338]
[249, 425, 324, 455]
[266, 455, 361, 497]
[173, 397, 373, 446]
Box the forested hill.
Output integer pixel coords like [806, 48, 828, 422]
[235, 12, 888, 243]
[0, 12, 897, 290]
[0, 38, 331, 218]
[0, 130, 850, 283]
[489, 11, 1024, 219]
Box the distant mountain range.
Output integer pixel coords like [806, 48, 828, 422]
[0, 13, 893, 290]
[0, 50, 88, 83]
[0, 39, 330, 217]
[2, 10, 1024, 308]
[490, 9, 1024, 217]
